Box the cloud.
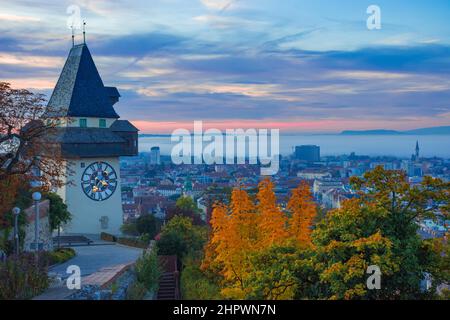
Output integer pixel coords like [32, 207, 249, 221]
[0, 53, 63, 68]
[0, 37, 23, 52]
[310, 45, 450, 74]
[1, 0, 449, 133]
[91, 32, 187, 57]
[0, 13, 41, 22]
[200, 0, 237, 11]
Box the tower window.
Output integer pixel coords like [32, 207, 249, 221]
[79, 118, 87, 128]
[99, 119, 106, 128]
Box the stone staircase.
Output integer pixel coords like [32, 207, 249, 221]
[157, 272, 178, 300]
[156, 255, 180, 300]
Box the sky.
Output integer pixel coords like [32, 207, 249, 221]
[0, 0, 449, 133]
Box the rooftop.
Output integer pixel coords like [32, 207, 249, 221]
[46, 44, 120, 119]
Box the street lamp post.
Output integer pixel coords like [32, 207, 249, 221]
[32, 192, 41, 264]
[12, 207, 20, 256]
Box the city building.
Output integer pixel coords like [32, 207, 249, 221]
[313, 179, 344, 196]
[156, 185, 183, 197]
[295, 145, 320, 162]
[401, 160, 423, 177]
[47, 43, 138, 234]
[150, 146, 161, 165]
[297, 169, 331, 180]
[321, 188, 354, 209]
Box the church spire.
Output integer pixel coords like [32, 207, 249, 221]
[415, 140, 420, 159]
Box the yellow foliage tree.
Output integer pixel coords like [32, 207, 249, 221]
[287, 181, 317, 246]
[203, 179, 318, 299]
[257, 179, 288, 247]
[203, 188, 258, 298]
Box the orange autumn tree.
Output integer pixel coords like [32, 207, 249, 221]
[0, 82, 67, 227]
[203, 188, 258, 298]
[257, 179, 288, 247]
[287, 181, 317, 246]
[203, 178, 317, 299]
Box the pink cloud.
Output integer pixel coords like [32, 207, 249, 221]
[131, 117, 450, 134]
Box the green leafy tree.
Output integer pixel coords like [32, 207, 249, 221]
[157, 216, 207, 261]
[176, 196, 199, 213]
[46, 192, 71, 249]
[216, 168, 449, 300]
[242, 243, 320, 300]
[308, 167, 449, 299]
[136, 214, 159, 238]
[245, 245, 299, 300]
[135, 246, 161, 293]
[120, 222, 139, 236]
[180, 254, 222, 300]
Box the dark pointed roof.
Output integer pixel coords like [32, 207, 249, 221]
[110, 120, 139, 132]
[46, 44, 119, 118]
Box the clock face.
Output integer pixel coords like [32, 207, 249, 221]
[81, 161, 118, 201]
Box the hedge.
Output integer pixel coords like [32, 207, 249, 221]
[100, 232, 117, 242]
[117, 237, 148, 249]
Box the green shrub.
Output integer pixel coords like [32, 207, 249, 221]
[135, 248, 161, 292]
[100, 232, 117, 242]
[120, 223, 139, 237]
[157, 216, 207, 261]
[46, 248, 76, 265]
[181, 255, 221, 300]
[126, 281, 148, 300]
[136, 214, 159, 238]
[138, 233, 151, 244]
[117, 237, 148, 249]
[157, 231, 187, 258]
[0, 253, 49, 299]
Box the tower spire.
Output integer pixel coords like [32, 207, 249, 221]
[415, 140, 420, 159]
[83, 20, 86, 44]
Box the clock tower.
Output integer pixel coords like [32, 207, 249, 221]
[47, 43, 138, 235]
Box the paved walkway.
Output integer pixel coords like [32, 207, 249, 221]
[35, 244, 143, 300]
[50, 244, 143, 279]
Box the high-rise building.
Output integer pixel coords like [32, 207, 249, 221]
[295, 145, 320, 162]
[150, 146, 161, 165]
[401, 160, 423, 177]
[47, 43, 138, 235]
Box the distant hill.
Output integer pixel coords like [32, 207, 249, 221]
[341, 126, 450, 135]
[139, 134, 171, 137]
[403, 126, 450, 135]
[341, 129, 401, 135]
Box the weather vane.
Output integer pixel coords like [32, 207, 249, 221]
[83, 20, 86, 44]
[71, 24, 74, 47]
